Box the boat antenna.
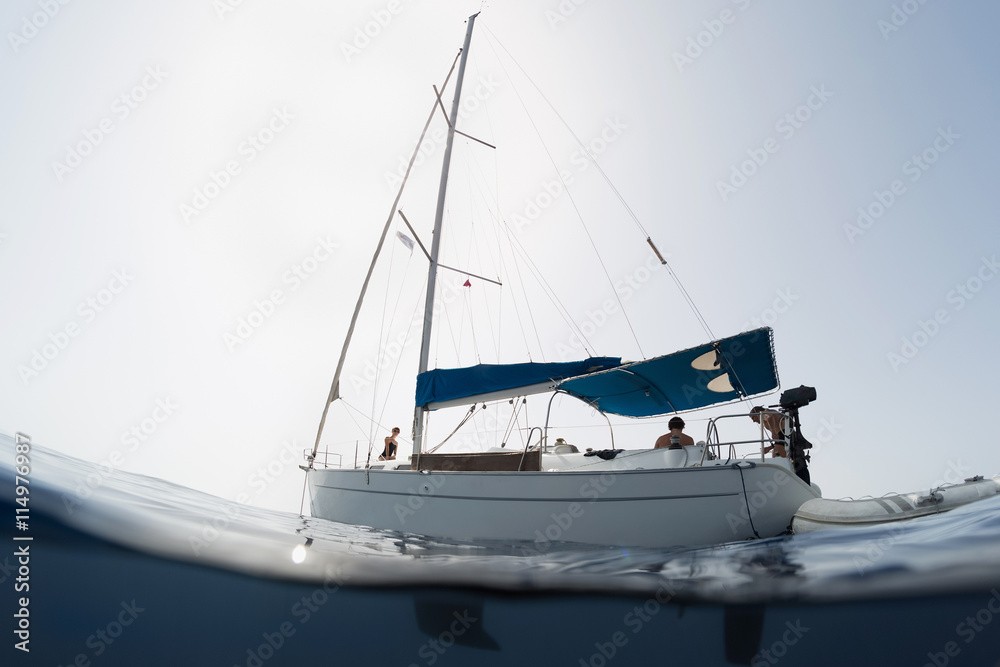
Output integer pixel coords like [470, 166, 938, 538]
[412, 12, 480, 466]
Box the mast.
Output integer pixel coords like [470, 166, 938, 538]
[309, 49, 466, 466]
[412, 12, 479, 462]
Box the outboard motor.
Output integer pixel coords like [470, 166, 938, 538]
[778, 385, 816, 485]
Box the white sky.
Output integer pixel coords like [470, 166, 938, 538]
[2, 0, 998, 513]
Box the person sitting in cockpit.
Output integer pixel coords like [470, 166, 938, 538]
[654, 416, 694, 450]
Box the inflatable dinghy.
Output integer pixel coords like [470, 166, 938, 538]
[792, 475, 1000, 533]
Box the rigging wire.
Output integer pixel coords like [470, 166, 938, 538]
[472, 45, 516, 364]
[499, 397, 526, 447]
[465, 148, 539, 361]
[438, 290, 459, 365]
[486, 27, 648, 239]
[483, 30, 645, 358]
[501, 222, 596, 355]
[521, 397, 530, 447]
[459, 43, 593, 360]
[449, 82, 556, 362]
[442, 204, 468, 361]
[457, 118, 512, 438]
[464, 283, 481, 363]
[337, 400, 369, 444]
[504, 230, 545, 360]
[341, 398, 411, 454]
[462, 149, 501, 361]
[483, 26, 716, 342]
[459, 131, 593, 357]
[369, 229, 401, 449]
[498, 398, 518, 446]
[426, 404, 478, 453]
[375, 272, 426, 431]
[475, 403, 493, 451]
[460, 174, 484, 363]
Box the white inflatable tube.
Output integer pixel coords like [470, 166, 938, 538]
[792, 475, 1000, 533]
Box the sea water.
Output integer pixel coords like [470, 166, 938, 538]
[2, 433, 999, 666]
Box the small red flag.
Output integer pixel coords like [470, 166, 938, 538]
[463, 279, 472, 287]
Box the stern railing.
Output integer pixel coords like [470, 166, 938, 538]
[699, 412, 787, 465]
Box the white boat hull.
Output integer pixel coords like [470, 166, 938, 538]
[307, 459, 819, 549]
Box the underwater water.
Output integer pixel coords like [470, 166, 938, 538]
[2, 432, 999, 666]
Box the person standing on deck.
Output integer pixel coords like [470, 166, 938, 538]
[749, 407, 788, 458]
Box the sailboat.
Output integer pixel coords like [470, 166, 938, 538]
[301, 13, 825, 549]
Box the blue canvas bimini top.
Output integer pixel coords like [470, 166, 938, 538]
[414, 328, 778, 416]
[557, 328, 778, 416]
[415, 357, 622, 410]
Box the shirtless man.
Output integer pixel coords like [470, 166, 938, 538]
[749, 406, 787, 457]
[379, 427, 400, 461]
[654, 416, 695, 449]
